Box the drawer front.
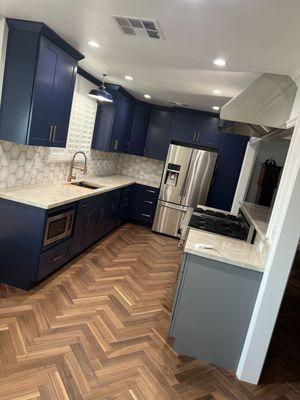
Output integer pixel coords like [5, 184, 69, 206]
[37, 239, 72, 281]
[139, 211, 154, 224]
[141, 202, 156, 216]
[142, 186, 159, 200]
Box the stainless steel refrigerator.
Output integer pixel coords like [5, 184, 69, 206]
[152, 144, 218, 237]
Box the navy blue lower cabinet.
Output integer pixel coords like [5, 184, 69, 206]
[0, 199, 45, 289]
[129, 184, 159, 225]
[144, 108, 173, 161]
[117, 186, 133, 225]
[0, 186, 155, 290]
[37, 239, 72, 281]
[0, 199, 76, 290]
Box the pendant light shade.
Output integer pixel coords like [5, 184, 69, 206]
[88, 74, 113, 103]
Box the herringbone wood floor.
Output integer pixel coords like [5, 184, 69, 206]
[0, 223, 299, 399]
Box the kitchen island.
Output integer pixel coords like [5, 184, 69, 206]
[168, 227, 266, 371]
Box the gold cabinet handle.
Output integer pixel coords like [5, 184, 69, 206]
[114, 139, 119, 150]
[193, 132, 197, 142]
[49, 125, 53, 142]
[52, 126, 57, 143]
[196, 132, 200, 142]
[53, 254, 63, 262]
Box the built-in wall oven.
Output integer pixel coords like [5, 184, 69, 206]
[43, 206, 75, 247]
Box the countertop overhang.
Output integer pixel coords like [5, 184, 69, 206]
[240, 201, 271, 241]
[184, 228, 266, 272]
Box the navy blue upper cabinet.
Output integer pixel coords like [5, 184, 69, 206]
[127, 102, 151, 156]
[171, 111, 221, 149]
[144, 108, 173, 161]
[206, 133, 249, 211]
[0, 19, 83, 147]
[215, 133, 249, 181]
[92, 88, 133, 153]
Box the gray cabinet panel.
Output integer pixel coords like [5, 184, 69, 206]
[171, 254, 262, 370]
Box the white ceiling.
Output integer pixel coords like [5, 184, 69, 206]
[1, 0, 300, 112]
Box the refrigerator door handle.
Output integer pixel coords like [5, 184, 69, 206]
[180, 156, 193, 197]
[181, 155, 195, 198]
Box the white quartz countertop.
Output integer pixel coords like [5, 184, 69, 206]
[184, 228, 266, 272]
[240, 202, 271, 240]
[0, 175, 160, 209]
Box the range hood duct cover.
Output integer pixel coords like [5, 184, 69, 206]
[220, 73, 297, 138]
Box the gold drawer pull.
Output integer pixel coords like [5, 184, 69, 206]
[53, 254, 63, 262]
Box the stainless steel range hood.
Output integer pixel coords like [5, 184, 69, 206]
[220, 73, 297, 138]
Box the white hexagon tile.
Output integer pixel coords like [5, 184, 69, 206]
[0, 141, 163, 189]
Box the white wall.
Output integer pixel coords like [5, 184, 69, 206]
[236, 75, 300, 384]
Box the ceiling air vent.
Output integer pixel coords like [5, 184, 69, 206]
[112, 16, 163, 39]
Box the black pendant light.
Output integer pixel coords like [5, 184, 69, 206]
[88, 74, 113, 103]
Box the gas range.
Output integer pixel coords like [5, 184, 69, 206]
[188, 207, 253, 241]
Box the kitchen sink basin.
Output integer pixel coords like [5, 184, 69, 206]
[71, 181, 103, 190]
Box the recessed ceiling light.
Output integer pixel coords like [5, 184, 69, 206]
[212, 106, 220, 111]
[213, 89, 222, 95]
[88, 41, 100, 48]
[144, 94, 151, 100]
[214, 58, 226, 67]
[124, 75, 133, 81]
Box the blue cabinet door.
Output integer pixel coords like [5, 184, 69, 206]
[29, 37, 77, 147]
[171, 112, 200, 145]
[206, 133, 249, 211]
[109, 91, 133, 153]
[51, 50, 77, 147]
[0, 24, 79, 148]
[92, 100, 115, 151]
[117, 186, 133, 225]
[197, 115, 221, 149]
[171, 111, 221, 149]
[92, 89, 132, 153]
[206, 176, 238, 211]
[127, 103, 151, 156]
[144, 108, 173, 160]
[215, 133, 249, 180]
[27, 36, 58, 146]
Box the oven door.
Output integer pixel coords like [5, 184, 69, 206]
[44, 210, 74, 247]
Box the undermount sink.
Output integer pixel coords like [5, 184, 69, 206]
[70, 181, 103, 190]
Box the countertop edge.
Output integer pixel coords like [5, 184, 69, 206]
[0, 175, 160, 209]
[184, 228, 266, 273]
[183, 247, 265, 273]
[240, 202, 269, 241]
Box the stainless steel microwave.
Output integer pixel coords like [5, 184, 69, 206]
[43, 209, 75, 247]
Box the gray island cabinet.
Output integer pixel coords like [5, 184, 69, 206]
[168, 253, 263, 370]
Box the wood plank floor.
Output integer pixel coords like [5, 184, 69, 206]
[0, 223, 299, 399]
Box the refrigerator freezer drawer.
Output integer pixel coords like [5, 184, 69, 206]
[152, 201, 187, 238]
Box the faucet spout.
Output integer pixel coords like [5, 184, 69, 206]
[68, 151, 88, 182]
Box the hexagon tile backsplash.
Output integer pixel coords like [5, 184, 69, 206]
[0, 140, 119, 189]
[0, 140, 164, 189]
